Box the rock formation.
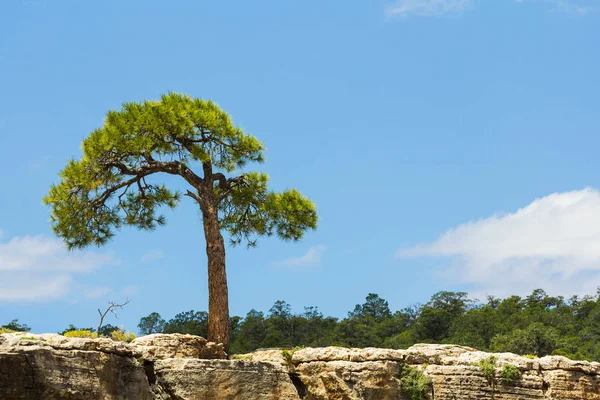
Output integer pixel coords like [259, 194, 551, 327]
[1, 331, 599, 399]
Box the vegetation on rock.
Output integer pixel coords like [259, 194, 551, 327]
[500, 364, 521, 385]
[63, 329, 99, 338]
[110, 329, 137, 342]
[399, 365, 431, 400]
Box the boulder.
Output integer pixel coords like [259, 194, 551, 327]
[132, 333, 226, 360]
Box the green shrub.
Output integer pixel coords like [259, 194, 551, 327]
[399, 365, 431, 400]
[500, 364, 521, 385]
[523, 354, 537, 359]
[110, 329, 136, 342]
[0, 328, 16, 334]
[63, 329, 98, 338]
[478, 356, 497, 386]
[281, 349, 293, 365]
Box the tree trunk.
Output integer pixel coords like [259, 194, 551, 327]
[202, 202, 230, 351]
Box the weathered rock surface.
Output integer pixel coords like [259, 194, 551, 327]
[0, 333, 151, 400]
[132, 333, 227, 360]
[153, 358, 299, 400]
[2, 332, 600, 399]
[0, 332, 296, 400]
[282, 344, 600, 400]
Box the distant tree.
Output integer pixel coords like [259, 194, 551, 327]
[336, 316, 380, 348]
[486, 295, 501, 310]
[2, 320, 31, 332]
[44, 93, 318, 350]
[163, 310, 208, 337]
[524, 289, 549, 309]
[99, 324, 121, 336]
[450, 306, 499, 349]
[415, 307, 452, 342]
[230, 310, 268, 354]
[349, 293, 392, 323]
[383, 329, 417, 349]
[496, 296, 528, 332]
[138, 312, 166, 335]
[294, 307, 338, 347]
[229, 315, 243, 344]
[59, 325, 81, 335]
[491, 322, 562, 356]
[263, 301, 294, 347]
[376, 311, 410, 341]
[427, 291, 472, 318]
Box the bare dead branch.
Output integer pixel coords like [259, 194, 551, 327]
[97, 298, 131, 335]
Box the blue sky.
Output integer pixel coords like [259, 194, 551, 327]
[1, 0, 599, 334]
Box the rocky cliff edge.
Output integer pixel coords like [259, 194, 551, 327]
[1, 332, 599, 399]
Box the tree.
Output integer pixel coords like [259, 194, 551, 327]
[450, 306, 500, 349]
[138, 312, 166, 335]
[415, 307, 453, 342]
[427, 291, 471, 318]
[99, 324, 121, 336]
[44, 93, 318, 350]
[163, 310, 209, 337]
[349, 293, 392, 323]
[230, 310, 268, 354]
[491, 322, 562, 356]
[1, 320, 31, 332]
[97, 299, 130, 335]
[263, 300, 294, 347]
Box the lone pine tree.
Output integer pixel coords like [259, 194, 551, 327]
[44, 93, 317, 349]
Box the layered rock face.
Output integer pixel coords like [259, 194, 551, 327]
[0, 333, 297, 400]
[1, 332, 599, 399]
[285, 344, 600, 399]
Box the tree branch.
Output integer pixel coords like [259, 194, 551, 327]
[97, 299, 131, 335]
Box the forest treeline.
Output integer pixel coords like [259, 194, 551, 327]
[4, 289, 599, 361]
[136, 289, 600, 360]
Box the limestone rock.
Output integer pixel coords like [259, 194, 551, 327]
[132, 333, 226, 360]
[153, 358, 300, 400]
[229, 347, 283, 362]
[293, 347, 406, 363]
[295, 360, 401, 400]
[0, 333, 152, 400]
[288, 344, 600, 400]
[3, 332, 600, 399]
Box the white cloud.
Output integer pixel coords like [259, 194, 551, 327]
[0, 235, 112, 272]
[0, 274, 72, 302]
[140, 249, 164, 264]
[387, 0, 596, 17]
[540, 0, 595, 15]
[120, 285, 139, 297]
[275, 245, 327, 269]
[396, 188, 600, 298]
[83, 286, 113, 299]
[387, 0, 472, 17]
[515, 0, 596, 14]
[0, 232, 115, 302]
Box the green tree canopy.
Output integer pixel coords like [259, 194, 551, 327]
[44, 93, 316, 249]
[138, 312, 166, 335]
